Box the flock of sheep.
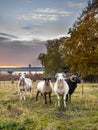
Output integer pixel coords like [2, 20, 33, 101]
[18, 72, 81, 108]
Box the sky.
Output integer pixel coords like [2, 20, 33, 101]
[0, 0, 88, 67]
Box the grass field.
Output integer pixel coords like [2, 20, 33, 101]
[0, 81, 98, 130]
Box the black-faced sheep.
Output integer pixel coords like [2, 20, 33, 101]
[36, 78, 53, 104]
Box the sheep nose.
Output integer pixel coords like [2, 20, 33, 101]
[21, 77, 24, 80]
[59, 79, 62, 82]
[46, 81, 49, 85]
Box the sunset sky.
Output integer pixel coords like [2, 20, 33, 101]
[0, 0, 88, 67]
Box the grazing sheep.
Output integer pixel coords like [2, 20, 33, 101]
[18, 73, 33, 100]
[54, 73, 69, 108]
[36, 78, 53, 104]
[65, 75, 81, 102]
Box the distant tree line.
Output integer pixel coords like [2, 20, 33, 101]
[38, 0, 98, 82]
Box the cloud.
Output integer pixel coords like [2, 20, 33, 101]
[0, 32, 45, 42]
[67, 1, 84, 8]
[35, 8, 72, 16]
[0, 33, 46, 46]
[17, 8, 72, 22]
[0, 33, 17, 39]
[18, 14, 58, 21]
[0, 35, 46, 66]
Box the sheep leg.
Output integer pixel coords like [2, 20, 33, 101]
[69, 94, 71, 102]
[20, 91, 23, 100]
[36, 91, 40, 101]
[66, 94, 68, 102]
[56, 94, 60, 107]
[41, 93, 43, 96]
[49, 92, 52, 103]
[23, 90, 26, 100]
[30, 88, 32, 98]
[63, 94, 67, 108]
[44, 93, 47, 104]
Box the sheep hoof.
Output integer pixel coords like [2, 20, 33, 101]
[58, 105, 60, 107]
[55, 103, 57, 108]
[30, 96, 32, 99]
[49, 101, 52, 104]
[62, 107, 66, 111]
[20, 98, 22, 101]
[64, 106, 66, 109]
[23, 97, 26, 101]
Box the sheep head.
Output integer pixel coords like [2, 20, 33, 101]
[19, 73, 26, 80]
[55, 73, 66, 82]
[43, 77, 51, 86]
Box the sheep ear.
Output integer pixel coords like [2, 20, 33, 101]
[19, 73, 21, 76]
[24, 73, 26, 75]
[43, 78, 46, 80]
[55, 73, 58, 78]
[62, 72, 66, 78]
[48, 77, 51, 80]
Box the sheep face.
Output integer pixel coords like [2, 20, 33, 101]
[19, 73, 26, 86]
[43, 78, 51, 86]
[76, 77, 81, 83]
[55, 73, 65, 82]
[19, 73, 26, 81]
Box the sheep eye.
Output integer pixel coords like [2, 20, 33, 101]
[73, 77, 76, 81]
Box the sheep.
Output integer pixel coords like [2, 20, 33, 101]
[65, 75, 81, 102]
[36, 77, 53, 104]
[18, 73, 33, 100]
[54, 73, 69, 108]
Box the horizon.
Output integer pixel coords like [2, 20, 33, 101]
[0, 65, 43, 68]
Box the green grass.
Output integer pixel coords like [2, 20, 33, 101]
[0, 81, 98, 130]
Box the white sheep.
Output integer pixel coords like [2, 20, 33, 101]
[54, 73, 69, 108]
[36, 78, 53, 104]
[18, 73, 33, 100]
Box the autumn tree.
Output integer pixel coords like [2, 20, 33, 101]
[64, 0, 98, 76]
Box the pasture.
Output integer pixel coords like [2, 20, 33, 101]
[0, 81, 98, 130]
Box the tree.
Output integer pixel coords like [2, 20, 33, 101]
[38, 38, 69, 76]
[38, 53, 47, 67]
[64, 0, 98, 76]
[38, 0, 98, 77]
